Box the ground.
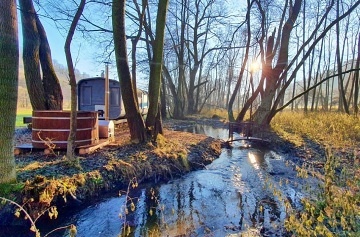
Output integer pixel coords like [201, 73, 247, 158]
[3, 116, 359, 224]
[5, 117, 226, 220]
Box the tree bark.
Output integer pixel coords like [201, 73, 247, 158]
[0, 0, 18, 184]
[37, 16, 63, 110]
[253, 0, 303, 125]
[64, 0, 86, 159]
[19, 0, 46, 110]
[145, 0, 168, 139]
[20, 0, 63, 110]
[335, 0, 349, 114]
[229, 0, 252, 122]
[354, 33, 360, 115]
[113, 0, 146, 143]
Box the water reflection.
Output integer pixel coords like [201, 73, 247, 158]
[44, 125, 315, 237]
[248, 150, 266, 170]
[178, 124, 229, 140]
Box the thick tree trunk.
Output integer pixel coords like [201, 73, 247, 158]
[37, 17, 63, 110]
[252, 0, 302, 125]
[20, 0, 63, 110]
[0, 0, 18, 184]
[113, 0, 146, 143]
[19, 0, 47, 110]
[145, 0, 168, 139]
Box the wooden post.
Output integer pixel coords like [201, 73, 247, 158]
[105, 62, 110, 120]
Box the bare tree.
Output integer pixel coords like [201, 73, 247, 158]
[268, 0, 360, 122]
[335, 0, 349, 113]
[113, 0, 147, 143]
[145, 0, 169, 139]
[64, 0, 86, 159]
[354, 33, 360, 115]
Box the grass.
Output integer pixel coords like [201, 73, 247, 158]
[271, 111, 360, 148]
[16, 107, 32, 127]
[270, 111, 360, 236]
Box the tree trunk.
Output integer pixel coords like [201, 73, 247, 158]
[130, 0, 147, 96]
[335, 0, 349, 114]
[0, 0, 18, 184]
[252, 0, 302, 125]
[37, 17, 63, 110]
[229, 0, 254, 122]
[160, 75, 167, 118]
[19, 0, 47, 110]
[354, 33, 360, 115]
[20, 0, 63, 110]
[65, 0, 86, 160]
[113, 0, 147, 143]
[174, 0, 187, 119]
[145, 0, 168, 140]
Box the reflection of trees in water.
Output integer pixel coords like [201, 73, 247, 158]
[237, 192, 245, 230]
[128, 187, 161, 235]
[127, 147, 288, 236]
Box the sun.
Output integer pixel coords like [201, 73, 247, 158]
[250, 60, 261, 73]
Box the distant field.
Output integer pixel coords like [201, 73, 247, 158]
[16, 108, 32, 127]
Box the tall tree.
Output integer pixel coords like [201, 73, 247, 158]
[0, 0, 18, 184]
[19, 0, 63, 110]
[113, 0, 147, 143]
[268, 0, 360, 121]
[145, 0, 169, 139]
[251, 0, 302, 125]
[335, 0, 349, 114]
[228, 0, 253, 122]
[354, 33, 360, 115]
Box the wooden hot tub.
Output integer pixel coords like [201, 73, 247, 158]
[31, 110, 99, 149]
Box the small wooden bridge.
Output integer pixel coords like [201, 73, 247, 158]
[227, 121, 268, 144]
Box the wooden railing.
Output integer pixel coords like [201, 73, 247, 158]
[228, 121, 266, 142]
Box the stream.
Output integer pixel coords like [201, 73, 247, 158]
[34, 124, 320, 236]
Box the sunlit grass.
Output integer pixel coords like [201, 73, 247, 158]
[271, 111, 360, 148]
[200, 107, 228, 119]
[16, 107, 32, 127]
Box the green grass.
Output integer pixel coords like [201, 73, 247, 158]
[16, 108, 32, 127]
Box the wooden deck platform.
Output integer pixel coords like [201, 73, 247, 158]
[14, 139, 111, 155]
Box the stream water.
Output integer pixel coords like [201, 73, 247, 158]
[32, 125, 319, 236]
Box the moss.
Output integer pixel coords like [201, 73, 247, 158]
[0, 182, 24, 198]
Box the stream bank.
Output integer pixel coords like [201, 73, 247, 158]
[2, 116, 356, 236]
[1, 119, 224, 235]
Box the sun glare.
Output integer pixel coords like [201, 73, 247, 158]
[250, 60, 261, 73]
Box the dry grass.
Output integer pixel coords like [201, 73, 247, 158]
[271, 111, 360, 149]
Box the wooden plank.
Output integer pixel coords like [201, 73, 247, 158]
[78, 140, 110, 155]
[14, 144, 33, 155]
[15, 139, 112, 155]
